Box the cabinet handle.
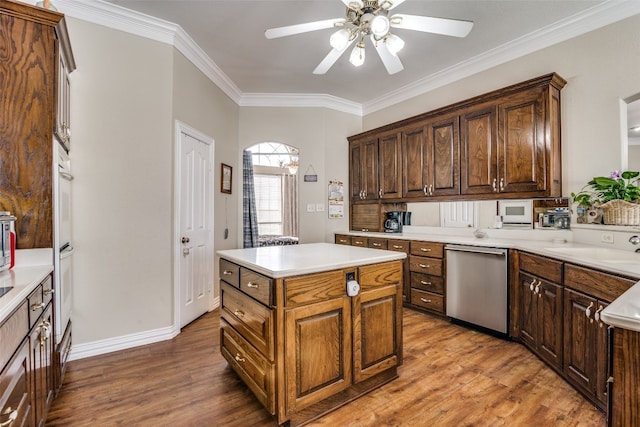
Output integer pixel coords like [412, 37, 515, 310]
[420, 248, 431, 252]
[355, 240, 363, 245]
[492, 178, 497, 192]
[595, 305, 604, 326]
[529, 279, 536, 292]
[420, 280, 432, 285]
[234, 353, 246, 363]
[0, 407, 17, 427]
[373, 243, 381, 247]
[585, 302, 594, 322]
[31, 302, 45, 311]
[222, 270, 233, 276]
[500, 178, 505, 191]
[44, 288, 54, 296]
[429, 184, 433, 196]
[392, 245, 403, 249]
[246, 282, 259, 289]
[423, 185, 428, 196]
[234, 309, 245, 318]
[419, 263, 430, 268]
[420, 298, 432, 303]
[378, 189, 382, 198]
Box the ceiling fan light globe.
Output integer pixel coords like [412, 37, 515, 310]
[385, 33, 405, 55]
[370, 15, 390, 37]
[330, 29, 351, 50]
[349, 44, 365, 67]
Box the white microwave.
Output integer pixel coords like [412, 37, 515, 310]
[498, 200, 533, 227]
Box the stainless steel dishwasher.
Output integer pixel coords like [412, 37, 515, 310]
[445, 244, 508, 335]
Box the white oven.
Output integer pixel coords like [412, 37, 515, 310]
[497, 199, 533, 228]
[54, 143, 74, 344]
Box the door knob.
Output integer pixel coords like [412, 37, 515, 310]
[181, 237, 190, 244]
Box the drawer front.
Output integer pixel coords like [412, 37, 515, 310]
[220, 319, 275, 415]
[387, 239, 410, 253]
[27, 284, 44, 329]
[409, 255, 443, 277]
[0, 301, 28, 372]
[351, 237, 368, 247]
[240, 269, 273, 306]
[42, 275, 53, 306]
[411, 289, 444, 313]
[410, 241, 444, 258]
[284, 270, 345, 307]
[410, 272, 444, 294]
[221, 283, 274, 360]
[519, 252, 562, 283]
[368, 238, 388, 250]
[359, 261, 403, 289]
[220, 259, 240, 288]
[335, 234, 351, 245]
[564, 263, 636, 302]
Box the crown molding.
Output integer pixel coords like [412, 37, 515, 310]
[240, 93, 362, 116]
[53, 0, 640, 117]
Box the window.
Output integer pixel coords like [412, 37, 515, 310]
[254, 174, 283, 235]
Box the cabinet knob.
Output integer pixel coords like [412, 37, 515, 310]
[234, 309, 245, 318]
[234, 353, 246, 363]
[246, 282, 259, 289]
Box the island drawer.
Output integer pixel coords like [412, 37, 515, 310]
[0, 301, 28, 372]
[564, 263, 636, 302]
[410, 273, 444, 294]
[410, 289, 444, 314]
[519, 252, 562, 283]
[409, 255, 443, 277]
[351, 237, 368, 247]
[221, 283, 274, 361]
[220, 259, 240, 288]
[221, 318, 275, 415]
[410, 241, 444, 258]
[284, 270, 345, 307]
[359, 261, 403, 289]
[240, 268, 273, 306]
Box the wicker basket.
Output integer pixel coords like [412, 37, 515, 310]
[600, 199, 640, 225]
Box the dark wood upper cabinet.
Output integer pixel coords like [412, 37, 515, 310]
[460, 104, 498, 195]
[378, 132, 402, 199]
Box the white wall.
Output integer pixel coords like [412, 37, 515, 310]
[364, 14, 640, 201]
[238, 107, 361, 244]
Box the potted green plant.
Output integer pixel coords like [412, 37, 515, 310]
[571, 170, 640, 225]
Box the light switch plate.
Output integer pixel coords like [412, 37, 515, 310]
[306, 203, 316, 213]
[316, 203, 325, 212]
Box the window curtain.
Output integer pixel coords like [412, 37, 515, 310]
[243, 150, 259, 248]
[282, 174, 298, 237]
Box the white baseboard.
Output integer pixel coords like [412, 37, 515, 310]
[68, 298, 221, 361]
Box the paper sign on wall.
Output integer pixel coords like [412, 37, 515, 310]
[328, 180, 344, 219]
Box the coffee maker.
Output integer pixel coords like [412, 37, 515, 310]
[384, 211, 403, 233]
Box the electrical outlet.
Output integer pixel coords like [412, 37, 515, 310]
[316, 203, 325, 212]
[601, 232, 614, 244]
[306, 203, 316, 213]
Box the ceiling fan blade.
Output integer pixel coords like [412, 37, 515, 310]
[372, 36, 403, 75]
[265, 18, 345, 39]
[313, 38, 355, 75]
[390, 14, 473, 38]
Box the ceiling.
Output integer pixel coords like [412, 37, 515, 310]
[97, 0, 627, 107]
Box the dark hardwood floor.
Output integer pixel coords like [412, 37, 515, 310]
[46, 309, 606, 426]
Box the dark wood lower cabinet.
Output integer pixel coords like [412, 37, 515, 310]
[610, 328, 640, 427]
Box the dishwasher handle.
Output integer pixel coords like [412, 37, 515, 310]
[445, 244, 507, 257]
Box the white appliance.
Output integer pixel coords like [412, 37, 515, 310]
[497, 199, 533, 228]
[445, 244, 508, 335]
[54, 143, 74, 345]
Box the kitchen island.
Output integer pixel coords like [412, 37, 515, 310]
[217, 243, 406, 426]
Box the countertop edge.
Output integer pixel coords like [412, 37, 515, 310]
[0, 265, 54, 322]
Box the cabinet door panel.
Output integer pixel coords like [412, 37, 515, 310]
[461, 105, 498, 195]
[402, 125, 430, 198]
[431, 115, 460, 196]
[563, 289, 597, 396]
[353, 285, 399, 382]
[350, 142, 363, 202]
[362, 139, 379, 201]
[595, 301, 609, 408]
[0, 339, 32, 427]
[498, 88, 546, 194]
[379, 133, 401, 199]
[285, 298, 352, 413]
[518, 272, 537, 349]
[538, 279, 563, 369]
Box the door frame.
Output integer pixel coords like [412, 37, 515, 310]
[173, 120, 215, 330]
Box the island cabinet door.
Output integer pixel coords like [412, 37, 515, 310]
[284, 297, 352, 414]
[352, 283, 400, 383]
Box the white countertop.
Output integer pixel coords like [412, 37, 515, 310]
[0, 249, 54, 321]
[217, 242, 406, 278]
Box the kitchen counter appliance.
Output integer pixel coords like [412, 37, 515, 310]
[384, 211, 403, 233]
[445, 244, 508, 336]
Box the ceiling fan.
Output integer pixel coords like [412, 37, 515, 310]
[265, 0, 473, 75]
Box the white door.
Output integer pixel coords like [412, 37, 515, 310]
[177, 124, 213, 327]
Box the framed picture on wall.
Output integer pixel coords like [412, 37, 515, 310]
[221, 163, 232, 194]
